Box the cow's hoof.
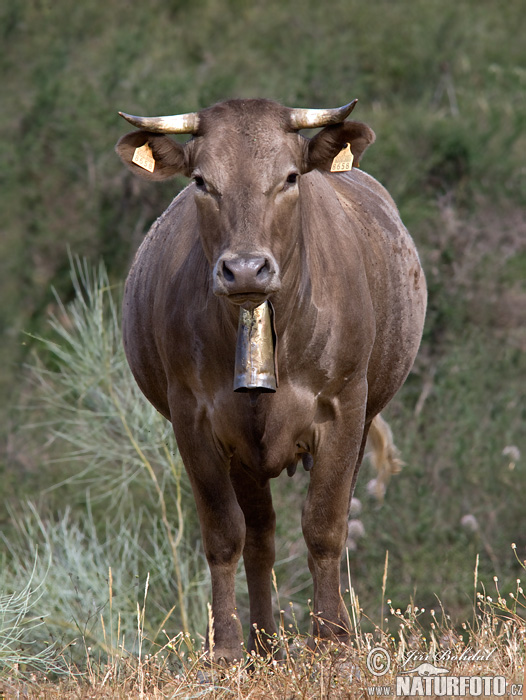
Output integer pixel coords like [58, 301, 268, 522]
[211, 647, 245, 667]
[197, 643, 245, 679]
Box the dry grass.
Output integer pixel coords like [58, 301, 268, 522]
[2, 553, 524, 700]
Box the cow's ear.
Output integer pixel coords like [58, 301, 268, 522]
[115, 131, 191, 181]
[305, 121, 376, 172]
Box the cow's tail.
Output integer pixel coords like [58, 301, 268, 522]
[366, 414, 403, 502]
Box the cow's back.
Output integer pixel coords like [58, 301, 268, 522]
[327, 168, 427, 416]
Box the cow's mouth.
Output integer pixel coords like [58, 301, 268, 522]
[226, 292, 269, 309]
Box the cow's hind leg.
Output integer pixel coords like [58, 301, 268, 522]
[230, 460, 280, 658]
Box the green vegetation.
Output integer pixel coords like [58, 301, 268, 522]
[6, 260, 209, 652]
[1, 0, 525, 690]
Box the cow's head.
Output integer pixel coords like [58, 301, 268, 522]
[116, 99, 375, 308]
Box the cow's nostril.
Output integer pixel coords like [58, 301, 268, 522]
[256, 260, 270, 278]
[222, 261, 235, 283]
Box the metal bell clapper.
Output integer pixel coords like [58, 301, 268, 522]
[234, 301, 278, 392]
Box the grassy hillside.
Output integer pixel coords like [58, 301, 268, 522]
[1, 0, 525, 385]
[1, 0, 525, 676]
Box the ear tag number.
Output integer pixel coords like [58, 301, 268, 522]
[132, 143, 156, 172]
[330, 143, 354, 172]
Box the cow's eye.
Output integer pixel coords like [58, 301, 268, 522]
[286, 172, 299, 185]
[193, 175, 206, 189]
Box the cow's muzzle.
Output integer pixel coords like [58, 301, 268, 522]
[213, 253, 280, 305]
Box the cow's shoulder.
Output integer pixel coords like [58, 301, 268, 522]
[129, 183, 198, 276]
[328, 169, 400, 218]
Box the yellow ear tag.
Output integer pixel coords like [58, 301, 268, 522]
[132, 142, 155, 173]
[330, 143, 354, 172]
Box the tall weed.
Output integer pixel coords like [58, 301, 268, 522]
[2, 258, 210, 665]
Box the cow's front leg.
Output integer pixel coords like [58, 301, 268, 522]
[171, 409, 246, 663]
[190, 466, 246, 663]
[302, 402, 370, 648]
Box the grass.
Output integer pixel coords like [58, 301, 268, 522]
[0, 548, 524, 698]
[1, 501, 209, 667]
[3, 259, 210, 657]
[0, 553, 62, 679]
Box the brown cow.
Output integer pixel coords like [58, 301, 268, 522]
[116, 98, 426, 662]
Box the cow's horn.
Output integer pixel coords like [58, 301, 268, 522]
[289, 99, 358, 130]
[118, 111, 199, 134]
